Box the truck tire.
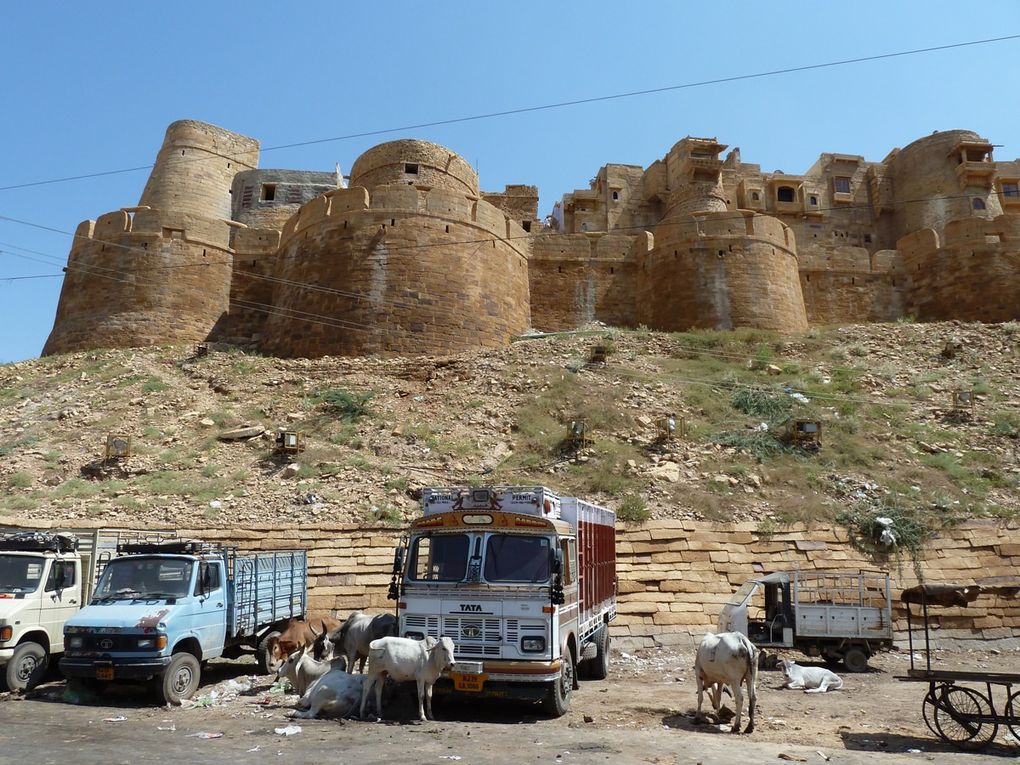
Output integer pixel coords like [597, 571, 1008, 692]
[6, 641, 48, 691]
[541, 647, 574, 717]
[156, 653, 201, 705]
[581, 626, 610, 681]
[843, 647, 869, 673]
[256, 630, 282, 675]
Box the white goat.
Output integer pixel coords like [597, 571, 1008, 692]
[359, 636, 456, 722]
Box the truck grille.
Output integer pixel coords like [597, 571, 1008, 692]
[72, 634, 149, 652]
[405, 615, 502, 657]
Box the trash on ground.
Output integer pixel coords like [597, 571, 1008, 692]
[103, 716, 127, 722]
[187, 731, 224, 739]
[274, 724, 302, 736]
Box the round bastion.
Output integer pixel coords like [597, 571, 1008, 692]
[259, 140, 530, 358]
[349, 139, 479, 196]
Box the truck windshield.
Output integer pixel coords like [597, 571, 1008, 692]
[0, 554, 45, 594]
[92, 557, 194, 601]
[484, 535, 550, 583]
[408, 534, 469, 582]
[727, 580, 759, 606]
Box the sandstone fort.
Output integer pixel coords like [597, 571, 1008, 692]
[43, 120, 1020, 357]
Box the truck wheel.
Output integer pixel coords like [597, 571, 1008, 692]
[256, 630, 282, 675]
[156, 653, 200, 705]
[582, 627, 610, 681]
[6, 642, 48, 691]
[541, 647, 574, 717]
[843, 647, 869, 673]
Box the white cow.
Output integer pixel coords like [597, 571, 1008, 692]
[359, 636, 456, 722]
[780, 659, 843, 693]
[694, 631, 759, 734]
[290, 669, 366, 719]
[275, 644, 332, 696]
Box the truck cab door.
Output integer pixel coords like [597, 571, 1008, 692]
[192, 562, 226, 656]
[41, 558, 79, 652]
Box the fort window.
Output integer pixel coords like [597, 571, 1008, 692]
[751, 192, 760, 201]
[777, 186, 796, 203]
[261, 184, 276, 202]
[522, 221, 532, 232]
[404, 163, 419, 175]
[611, 190, 620, 201]
[972, 198, 986, 210]
[809, 195, 818, 206]
[833, 177, 852, 194]
[1004, 182, 1020, 198]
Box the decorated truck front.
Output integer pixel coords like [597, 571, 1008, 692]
[391, 486, 616, 716]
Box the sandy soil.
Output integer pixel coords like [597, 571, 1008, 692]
[1, 646, 1018, 765]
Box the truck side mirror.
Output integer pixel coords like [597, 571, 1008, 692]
[392, 546, 405, 576]
[550, 549, 565, 605]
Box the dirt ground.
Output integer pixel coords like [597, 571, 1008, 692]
[1, 646, 1018, 765]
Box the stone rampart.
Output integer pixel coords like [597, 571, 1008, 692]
[260, 184, 531, 357]
[636, 211, 808, 332]
[11, 519, 1017, 651]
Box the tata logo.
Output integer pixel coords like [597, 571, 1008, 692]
[99, 639, 114, 650]
[459, 604, 483, 612]
[462, 625, 481, 639]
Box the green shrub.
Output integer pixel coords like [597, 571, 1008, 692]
[730, 386, 791, 421]
[712, 430, 790, 461]
[7, 472, 32, 489]
[310, 389, 373, 421]
[142, 377, 170, 393]
[617, 495, 649, 523]
[749, 344, 774, 371]
[990, 412, 1020, 439]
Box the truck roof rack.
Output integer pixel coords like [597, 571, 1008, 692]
[0, 531, 78, 553]
[116, 539, 226, 556]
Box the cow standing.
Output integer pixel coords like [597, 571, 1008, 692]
[694, 631, 759, 734]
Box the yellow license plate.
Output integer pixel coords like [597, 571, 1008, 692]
[451, 672, 486, 692]
[96, 667, 114, 681]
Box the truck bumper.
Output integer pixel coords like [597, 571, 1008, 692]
[60, 656, 172, 681]
[433, 677, 550, 702]
[0, 647, 15, 663]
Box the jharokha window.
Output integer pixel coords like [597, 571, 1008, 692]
[833, 177, 852, 194]
[776, 186, 796, 203]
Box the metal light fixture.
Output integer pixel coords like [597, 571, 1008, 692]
[105, 434, 132, 461]
[276, 430, 304, 454]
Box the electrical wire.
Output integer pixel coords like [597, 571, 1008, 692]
[0, 34, 1016, 192]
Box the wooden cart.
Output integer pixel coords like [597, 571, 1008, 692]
[896, 583, 1020, 750]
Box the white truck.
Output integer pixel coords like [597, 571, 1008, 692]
[0, 530, 119, 690]
[389, 486, 617, 716]
[717, 569, 893, 672]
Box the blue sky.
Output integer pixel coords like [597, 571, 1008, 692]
[1, 2, 1018, 362]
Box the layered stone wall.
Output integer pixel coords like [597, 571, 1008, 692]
[15, 519, 1017, 650]
[636, 211, 808, 332]
[260, 184, 531, 357]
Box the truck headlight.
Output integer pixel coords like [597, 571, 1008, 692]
[521, 637, 545, 652]
[404, 631, 425, 641]
[137, 635, 168, 650]
[0, 626, 12, 642]
[67, 636, 83, 649]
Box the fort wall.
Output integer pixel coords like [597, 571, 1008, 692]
[259, 183, 532, 357]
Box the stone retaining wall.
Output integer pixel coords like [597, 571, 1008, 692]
[11, 519, 1018, 651]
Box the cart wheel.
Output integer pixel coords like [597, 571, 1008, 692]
[842, 647, 869, 673]
[1004, 689, 1020, 741]
[932, 685, 997, 751]
[921, 685, 942, 739]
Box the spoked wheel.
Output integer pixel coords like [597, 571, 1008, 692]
[1004, 689, 1020, 742]
[921, 686, 941, 739]
[930, 684, 997, 750]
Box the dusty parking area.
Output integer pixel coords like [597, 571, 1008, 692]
[0, 646, 1018, 765]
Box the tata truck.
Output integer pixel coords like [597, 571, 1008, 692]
[0, 530, 118, 690]
[717, 569, 893, 672]
[61, 538, 307, 704]
[388, 486, 617, 716]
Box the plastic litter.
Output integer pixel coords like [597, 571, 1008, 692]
[274, 725, 302, 736]
[103, 716, 127, 722]
[187, 731, 224, 739]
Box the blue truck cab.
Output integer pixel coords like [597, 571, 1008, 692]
[60, 539, 306, 704]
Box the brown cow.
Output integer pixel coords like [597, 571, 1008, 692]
[269, 616, 342, 663]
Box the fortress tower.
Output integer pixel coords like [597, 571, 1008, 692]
[43, 121, 259, 355]
[259, 139, 532, 357]
[635, 138, 808, 332]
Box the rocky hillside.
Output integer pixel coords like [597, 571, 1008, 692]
[1, 322, 1018, 538]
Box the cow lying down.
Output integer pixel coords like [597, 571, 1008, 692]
[780, 659, 844, 693]
[290, 669, 366, 719]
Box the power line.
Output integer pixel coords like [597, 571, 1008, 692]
[0, 273, 62, 281]
[1, 34, 1017, 193]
